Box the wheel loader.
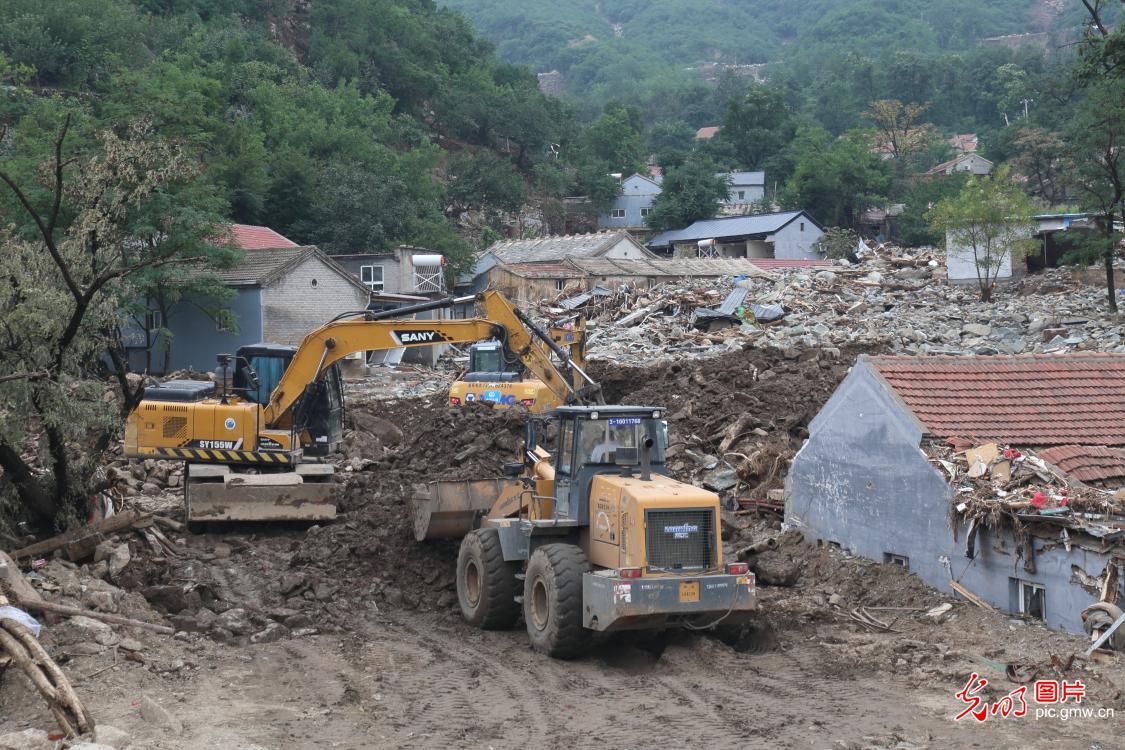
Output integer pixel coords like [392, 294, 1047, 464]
[412, 405, 757, 658]
[447, 319, 587, 412]
[123, 291, 599, 523]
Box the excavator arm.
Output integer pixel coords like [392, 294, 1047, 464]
[261, 291, 600, 427]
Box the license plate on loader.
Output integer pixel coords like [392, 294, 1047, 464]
[679, 581, 700, 603]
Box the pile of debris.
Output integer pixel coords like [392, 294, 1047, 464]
[555, 250, 1125, 366]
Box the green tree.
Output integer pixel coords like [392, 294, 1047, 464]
[445, 150, 527, 217]
[781, 127, 892, 229]
[0, 113, 228, 525]
[580, 102, 646, 175]
[718, 85, 794, 174]
[929, 169, 1039, 302]
[645, 159, 729, 231]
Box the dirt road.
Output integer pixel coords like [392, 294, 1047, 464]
[4, 603, 1117, 750]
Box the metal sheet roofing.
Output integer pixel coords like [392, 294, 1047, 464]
[866, 354, 1125, 446]
[484, 232, 652, 263]
[648, 211, 816, 248]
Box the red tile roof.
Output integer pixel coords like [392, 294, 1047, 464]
[695, 126, 720, 140]
[1037, 445, 1125, 483]
[226, 224, 298, 250]
[502, 262, 587, 278]
[749, 259, 834, 270]
[866, 354, 1125, 446]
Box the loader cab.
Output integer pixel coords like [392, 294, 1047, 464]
[233, 343, 345, 456]
[540, 406, 668, 521]
[462, 341, 520, 383]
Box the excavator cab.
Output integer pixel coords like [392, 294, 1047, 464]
[233, 343, 345, 455]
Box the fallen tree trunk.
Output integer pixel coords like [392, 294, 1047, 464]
[18, 599, 173, 635]
[0, 595, 94, 737]
[11, 510, 141, 560]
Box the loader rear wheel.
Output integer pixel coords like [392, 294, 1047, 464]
[457, 528, 520, 629]
[523, 544, 591, 659]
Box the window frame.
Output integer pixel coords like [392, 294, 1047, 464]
[215, 309, 236, 333]
[1017, 580, 1046, 620]
[639, 207, 652, 218]
[360, 264, 385, 291]
[610, 208, 626, 219]
[145, 310, 163, 331]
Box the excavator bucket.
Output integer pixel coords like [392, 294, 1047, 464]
[411, 479, 513, 541]
[185, 464, 337, 522]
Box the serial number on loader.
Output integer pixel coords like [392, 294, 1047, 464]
[679, 581, 700, 603]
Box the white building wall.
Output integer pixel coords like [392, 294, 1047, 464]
[261, 256, 370, 345]
[770, 218, 824, 260]
[602, 237, 652, 260]
[946, 231, 1015, 284]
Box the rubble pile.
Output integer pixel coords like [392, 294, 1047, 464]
[928, 441, 1124, 557]
[565, 249, 1125, 366]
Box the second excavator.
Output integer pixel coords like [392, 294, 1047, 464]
[124, 291, 600, 523]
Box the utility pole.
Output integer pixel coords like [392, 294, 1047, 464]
[1020, 98, 1034, 119]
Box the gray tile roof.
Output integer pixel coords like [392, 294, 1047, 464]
[483, 232, 649, 263]
[727, 171, 765, 185]
[567, 257, 775, 278]
[648, 210, 817, 249]
[207, 246, 367, 293]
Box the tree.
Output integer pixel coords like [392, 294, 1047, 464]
[719, 85, 794, 174]
[445, 150, 527, 217]
[863, 99, 933, 175]
[1068, 1, 1125, 312]
[0, 114, 226, 525]
[1011, 128, 1073, 205]
[645, 159, 729, 231]
[781, 127, 892, 229]
[580, 102, 646, 175]
[929, 170, 1039, 302]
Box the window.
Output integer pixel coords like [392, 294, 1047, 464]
[555, 279, 566, 291]
[215, 309, 237, 333]
[558, 421, 575, 475]
[800, 222, 805, 231]
[145, 310, 162, 331]
[360, 265, 384, 291]
[610, 208, 626, 219]
[639, 207, 651, 218]
[1012, 578, 1045, 620]
[884, 553, 909, 570]
[737, 190, 745, 200]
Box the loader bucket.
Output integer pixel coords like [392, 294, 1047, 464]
[411, 479, 511, 541]
[185, 463, 337, 522]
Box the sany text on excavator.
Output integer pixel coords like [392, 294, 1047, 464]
[123, 291, 600, 523]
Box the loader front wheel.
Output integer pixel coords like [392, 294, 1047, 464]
[523, 544, 590, 659]
[457, 528, 520, 629]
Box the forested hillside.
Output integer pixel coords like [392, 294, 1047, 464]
[0, 0, 615, 267]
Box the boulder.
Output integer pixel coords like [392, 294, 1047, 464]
[139, 695, 182, 735]
[0, 729, 53, 750]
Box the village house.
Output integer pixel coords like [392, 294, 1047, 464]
[786, 354, 1125, 636]
[597, 172, 767, 233]
[131, 245, 370, 373]
[946, 212, 1101, 284]
[926, 152, 994, 177]
[332, 246, 446, 296]
[647, 210, 825, 261]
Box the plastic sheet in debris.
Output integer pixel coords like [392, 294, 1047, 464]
[0, 605, 41, 637]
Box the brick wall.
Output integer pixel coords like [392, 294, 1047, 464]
[261, 256, 370, 345]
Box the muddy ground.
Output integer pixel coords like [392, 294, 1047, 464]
[2, 347, 1123, 748]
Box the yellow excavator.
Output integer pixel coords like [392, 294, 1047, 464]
[413, 405, 757, 658]
[447, 319, 587, 412]
[124, 291, 599, 522]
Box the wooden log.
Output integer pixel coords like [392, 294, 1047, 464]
[950, 580, 996, 611]
[10, 511, 140, 560]
[0, 550, 44, 606]
[0, 624, 77, 736]
[15, 599, 173, 635]
[2, 619, 94, 733]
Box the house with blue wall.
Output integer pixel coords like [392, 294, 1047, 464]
[597, 173, 663, 232]
[129, 246, 370, 374]
[786, 354, 1125, 636]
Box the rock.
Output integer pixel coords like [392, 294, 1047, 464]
[82, 590, 117, 613]
[749, 552, 802, 587]
[139, 695, 182, 735]
[211, 542, 232, 560]
[702, 467, 739, 492]
[683, 449, 719, 469]
[215, 607, 253, 635]
[279, 571, 308, 595]
[141, 585, 199, 614]
[348, 411, 404, 445]
[53, 615, 117, 647]
[141, 482, 162, 497]
[283, 613, 315, 630]
[828, 593, 842, 606]
[108, 543, 131, 578]
[250, 622, 290, 644]
[69, 744, 117, 750]
[961, 323, 991, 337]
[925, 603, 953, 619]
[118, 637, 144, 652]
[814, 270, 836, 284]
[0, 729, 53, 750]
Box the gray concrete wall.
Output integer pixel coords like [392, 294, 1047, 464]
[598, 175, 661, 229]
[786, 361, 1118, 635]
